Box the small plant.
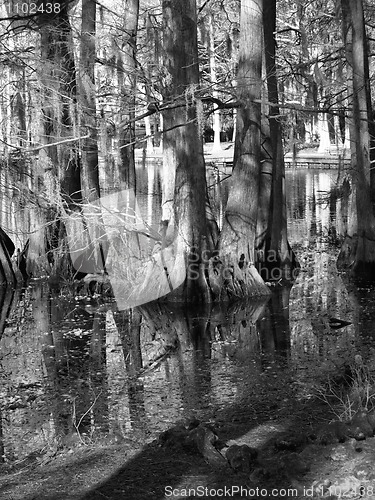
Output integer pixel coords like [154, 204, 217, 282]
[347, 355, 375, 409]
[315, 354, 375, 422]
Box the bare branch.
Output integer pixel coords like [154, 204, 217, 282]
[0, 135, 90, 153]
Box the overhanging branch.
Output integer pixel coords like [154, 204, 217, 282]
[0, 134, 90, 153]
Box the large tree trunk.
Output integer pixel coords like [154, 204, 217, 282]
[337, 0, 375, 277]
[161, 0, 212, 302]
[106, 0, 213, 308]
[80, 0, 100, 203]
[214, 0, 270, 299]
[31, 5, 82, 278]
[39, 5, 81, 204]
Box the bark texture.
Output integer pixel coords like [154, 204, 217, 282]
[256, 0, 298, 282]
[80, 0, 100, 203]
[34, 3, 82, 278]
[161, 0, 212, 302]
[39, 3, 81, 204]
[117, 0, 139, 191]
[76, 0, 107, 274]
[337, 0, 375, 277]
[215, 0, 270, 299]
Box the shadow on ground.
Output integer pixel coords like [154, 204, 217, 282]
[75, 392, 328, 500]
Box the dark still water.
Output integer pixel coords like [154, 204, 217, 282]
[0, 168, 374, 463]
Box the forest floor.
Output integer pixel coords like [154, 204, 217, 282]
[2, 362, 375, 500]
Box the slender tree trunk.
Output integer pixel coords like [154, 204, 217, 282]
[115, 0, 140, 267]
[161, 107, 176, 234]
[161, 8, 177, 238]
[208, 13, 222, 153]
[76, 0, 108, 275]
[144, 115, 154, 154]
[256, 118, 273, 257]
[117, 0, 139, 191]
[258, 0, 298, 281]
[214, 0, 270, 299]
[317, 112, 331, 153]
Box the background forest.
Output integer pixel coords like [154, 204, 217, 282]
[0, 0, 374, 305]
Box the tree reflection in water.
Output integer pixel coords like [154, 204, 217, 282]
[0, 169, 374, 466]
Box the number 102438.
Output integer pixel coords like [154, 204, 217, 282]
[14, 3, 61, 14]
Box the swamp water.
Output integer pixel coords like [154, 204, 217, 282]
[1, 168, 375, 464]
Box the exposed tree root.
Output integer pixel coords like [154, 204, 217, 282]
[337, 233, 375, 279]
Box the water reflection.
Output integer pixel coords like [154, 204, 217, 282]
[0, 168, 374, 465]
[286, 169, 338, 246]
[0, 292, 271, 460]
